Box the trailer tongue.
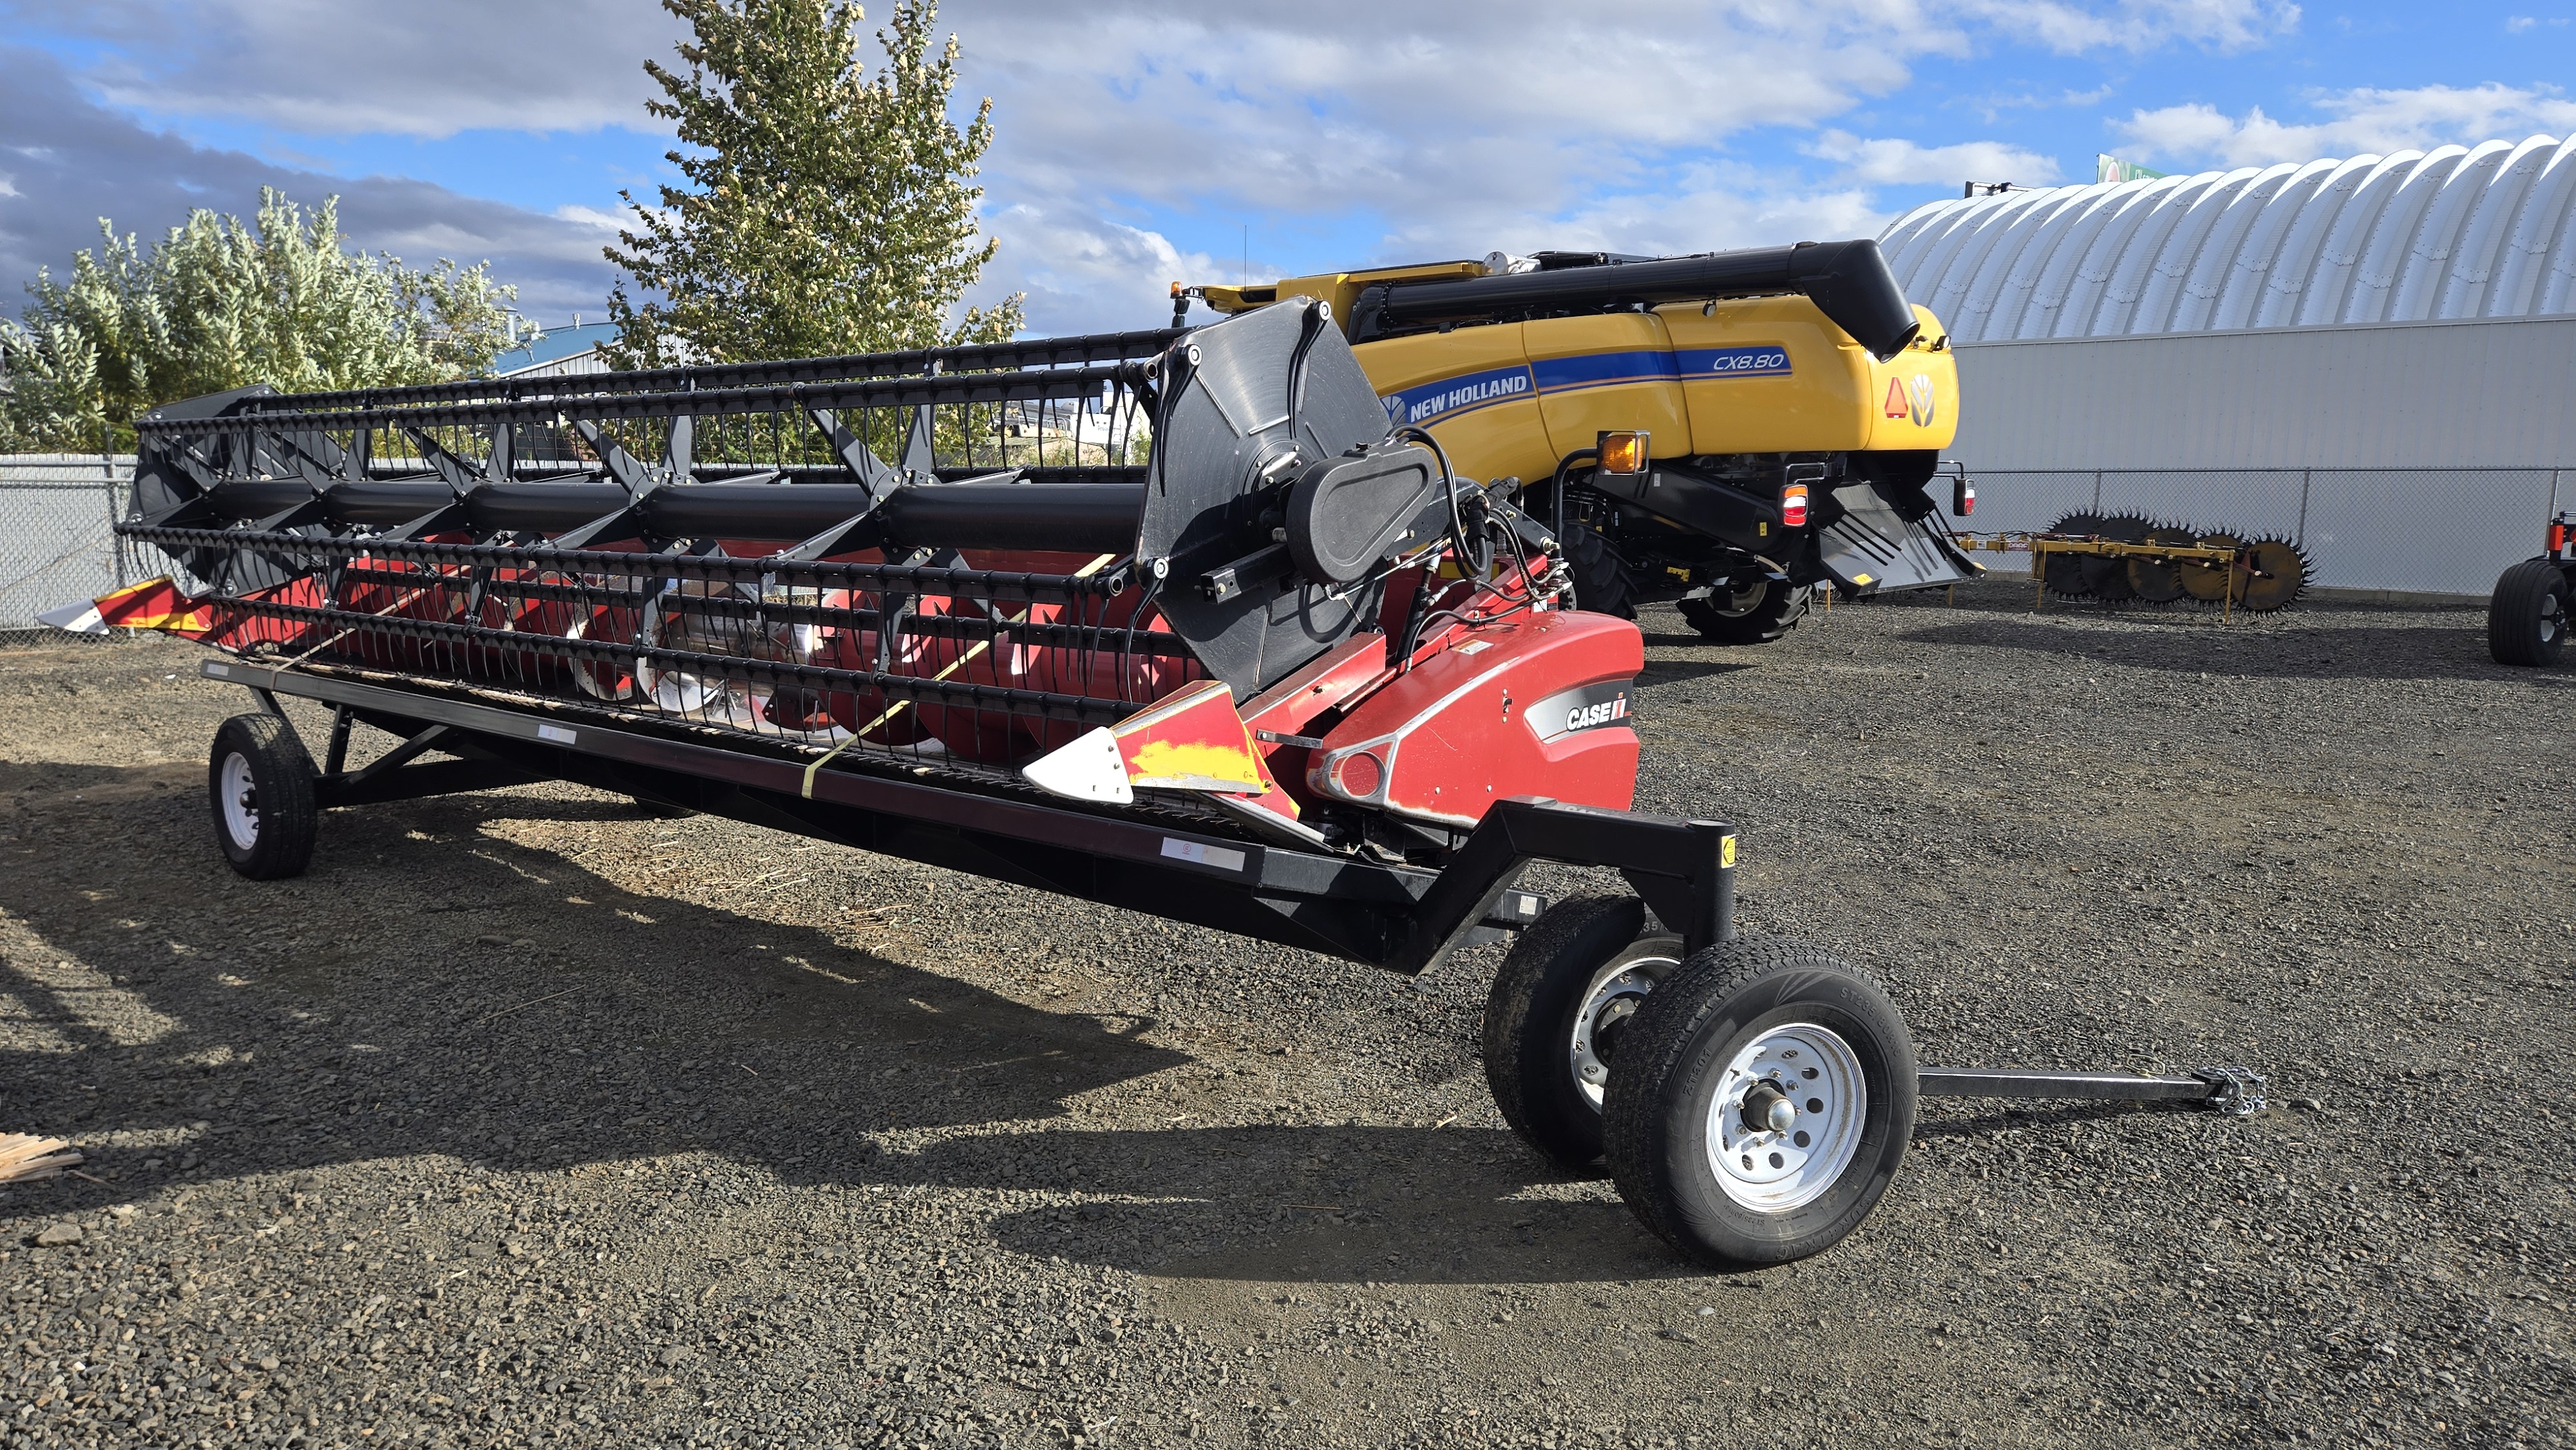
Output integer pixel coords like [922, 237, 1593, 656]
[103, 302, 2259, 1270]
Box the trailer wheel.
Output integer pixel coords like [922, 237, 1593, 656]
[2488, 558, 2569, 667]
[1561, 523, 1636, 619]
[1677, 579, 1810, 645]
[1482, 895, 1680, 1169]
[209, 713, 319, 880]
[1601, 941, 1915, 1269]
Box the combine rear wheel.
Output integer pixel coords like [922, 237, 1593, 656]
[2489, 558, 2570, 666]
[1677, 578, 1810, 645]
[209, 713, 318, 880]
[1561, 522, 1637, 619]
[1482, 896, 1681, 1169]
[1601, 941, 1915, 1269]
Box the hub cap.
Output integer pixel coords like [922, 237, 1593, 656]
[2540, 592, 2564, 644]
[1568, 948, 1681, 1109]
[1707, 1022, 1866, 1213]
[220, 751, 260, 850]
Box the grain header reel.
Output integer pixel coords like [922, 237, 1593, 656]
[93, 300, 2258, 1270]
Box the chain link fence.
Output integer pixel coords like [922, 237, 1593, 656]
[0, 454, 135, 634]
[1960, 466, 2567, 597]
[4, 456, 2564, 627]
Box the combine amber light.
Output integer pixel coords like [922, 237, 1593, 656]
[1781, 483, 1810, 529]
[1596, 430, 1649, 475]
[2552, 521, 2569, 552]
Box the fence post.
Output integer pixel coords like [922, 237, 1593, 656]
[2295, 468, 2311, 546]
[2092, 469, 2103, 512]
[102, 447, 128, 590]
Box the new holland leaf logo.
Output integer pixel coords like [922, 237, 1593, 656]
[1884, 375, 1938, 427]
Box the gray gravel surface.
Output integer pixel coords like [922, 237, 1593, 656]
[1, 579, 2571, 1449]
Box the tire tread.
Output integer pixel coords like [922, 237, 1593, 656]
[1601, 941, 1908, 1264]
[210, 713, 319, 880]
[2488, 558, 2569, 667]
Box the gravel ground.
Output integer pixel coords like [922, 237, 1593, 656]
[1, 578, 2571, 1450]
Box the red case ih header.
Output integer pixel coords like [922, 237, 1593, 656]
[98, 292, 2258, 1270]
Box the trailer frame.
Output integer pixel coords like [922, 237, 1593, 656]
[200, 652, 2260, 1118]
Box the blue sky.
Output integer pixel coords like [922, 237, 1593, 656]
[4, 1, 2575, 336]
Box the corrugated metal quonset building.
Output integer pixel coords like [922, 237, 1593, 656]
[1880, 135, 2576, 595]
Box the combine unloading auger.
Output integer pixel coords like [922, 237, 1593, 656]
[98, 305, 2260, 1270]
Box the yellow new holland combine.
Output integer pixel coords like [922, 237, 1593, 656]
[1180, 240, 1980, 641]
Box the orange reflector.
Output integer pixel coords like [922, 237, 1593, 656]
[1781, 484, 1810, 529]
[2553, 522, 2569, 551]
[1596, 430, 1649, 475]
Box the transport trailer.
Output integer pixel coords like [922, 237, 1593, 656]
[102, 301, 2261, 1270]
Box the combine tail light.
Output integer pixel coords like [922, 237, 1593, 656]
[2552, 520, 2568, 552]
[1953, 478, 1976, 518]
[1596, 430, 1649, 476]
[1781, 483, 1810, 529]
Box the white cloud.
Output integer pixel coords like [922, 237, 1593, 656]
[2119, 82, 2576, 168]
[14, 0, 679, 137]
[1806, 131, 2063, 186]
[5, 0, 2309, 332]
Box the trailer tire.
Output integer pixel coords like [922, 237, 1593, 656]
[1482, 895, 1681, 1170]
[209, 713, 319, 881]
[1601, 940, 1915, 1270]
[1562, 523, 1636, 619]
[1677, 579, 1810, 645]
[2488, 558, 2569, 667]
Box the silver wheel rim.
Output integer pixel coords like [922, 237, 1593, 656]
[1567, 945, 1680, 1109]
[219, 751, 260, 851]
[2540, 592, 2563, 644]
[1700, 580, 1768, 619]
[1706, 1021, 1866, 1213]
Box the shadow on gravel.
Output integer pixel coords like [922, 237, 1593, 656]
[1, 766, 1191, 1199]
[1633, 659, 1756, 684]
[879, 1125, 1689, 1285]
[1891, 617, 2571, 684]
[1635, 634, 1769, 657]
[1911, 1101, 2209, 1138]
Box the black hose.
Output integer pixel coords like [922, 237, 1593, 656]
[1393, 425, 1483, 583]
[1283, 299, 1327, 457]
[1549, 446, 1599, 545]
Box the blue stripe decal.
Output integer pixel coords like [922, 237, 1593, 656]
[1675, 344, 1793, 378]
[1379, 364, 1534, 426]
[1530, 350, 1679, 393]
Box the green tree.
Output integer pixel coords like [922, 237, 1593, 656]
[603, 0, 1022, 369]
[0, 189, 518, 451]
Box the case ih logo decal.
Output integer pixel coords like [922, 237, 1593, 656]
[1528, 681, 1633, 742]
[1884, 373, 1937, 426]
[1379, 365, 1534, 426]
[1677, 345, 1792, 377]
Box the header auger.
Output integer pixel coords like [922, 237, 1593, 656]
[91, 284, 2259, 1271]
